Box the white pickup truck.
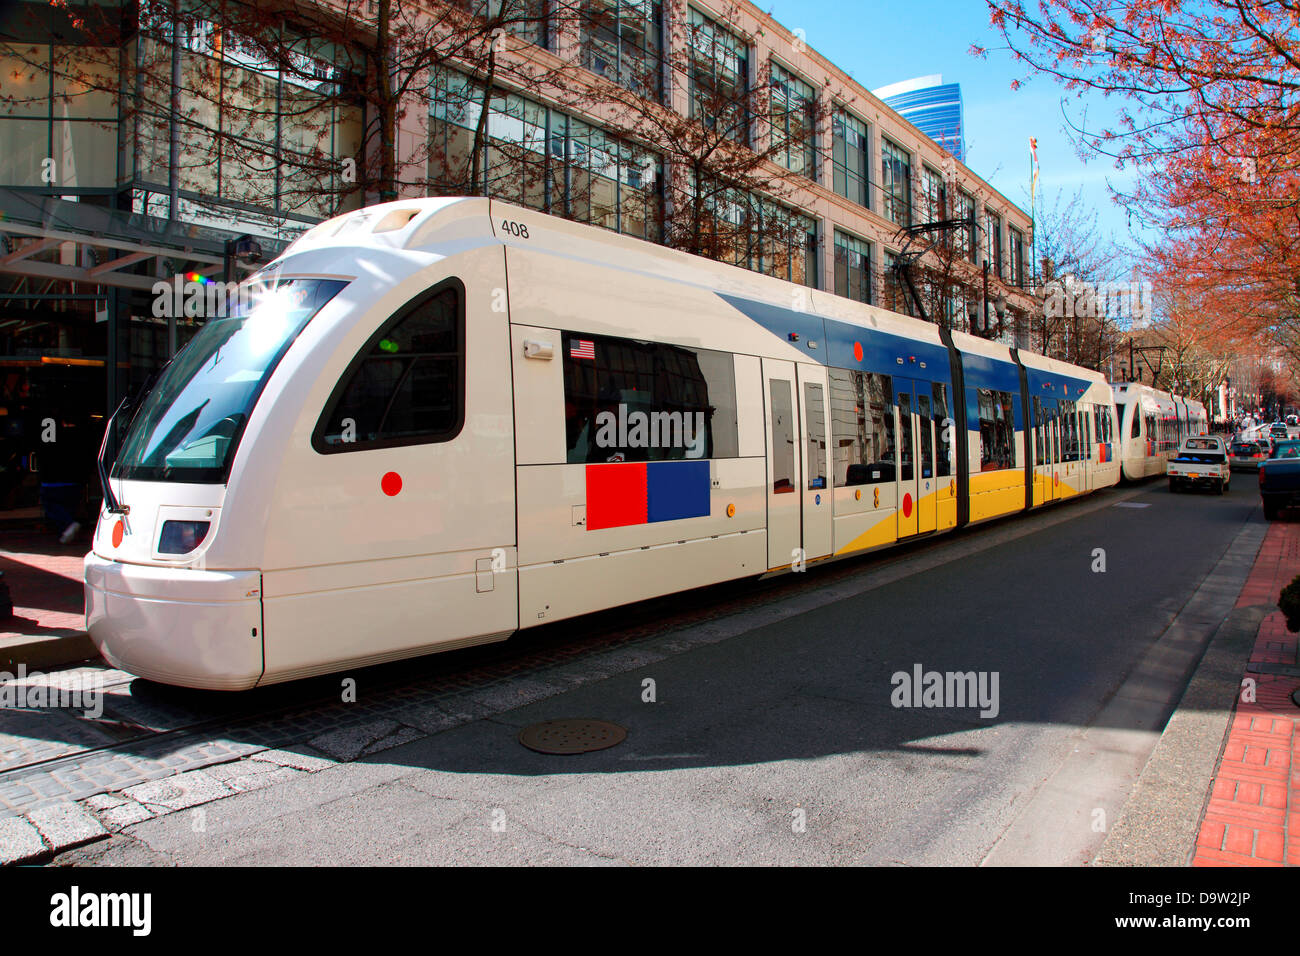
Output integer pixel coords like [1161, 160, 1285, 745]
[1168, 436, 1230, 494]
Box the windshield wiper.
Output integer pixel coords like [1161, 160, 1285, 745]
[97, 359, 174, 516]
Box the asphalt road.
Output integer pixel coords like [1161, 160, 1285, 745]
[62, 476, 1261, 866]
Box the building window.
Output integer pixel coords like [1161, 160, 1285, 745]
[987, 210, 1003, 276]
[832, 109, 868, 208]
[920, 165, 946, 223]
[956, 190, 976, 262]
[1009, 226, 1026, 287]
[461, 0, 549, 49]
[428, 68, 662, 241]
[833, 230, 871, 304]
[881, 249, 916, 317]
[315, 282, 464, 452]
[829, 368, 895, 486]
[757, 198, 817, 286]
[770, 62, 816, 180]
[561, 332, 739, 463]
[881, 138, 911, 226]
[0, 42, 120, 190]
[687, 7, 748, 144]
[581, 0, 663, 101]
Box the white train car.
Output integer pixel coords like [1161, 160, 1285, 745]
[85, 198, 1121, 689]
[1112, 381, 1209, 481]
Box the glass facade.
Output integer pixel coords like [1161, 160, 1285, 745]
[132, 19, 363, 230]
[687, 6, 748, 143]
[428, 68, 663, 241]
[832, 109, 869, 209]
[770, 62, 816, 180]
[881, 137, 911, 226]
[833, 230, 871, 304]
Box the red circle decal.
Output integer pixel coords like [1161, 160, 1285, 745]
[902, 493, 913, 518]
[853, 341, 864, 362]
[381, 472, 403, 496]
[111, 519, 124, 548]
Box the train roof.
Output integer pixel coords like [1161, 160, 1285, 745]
[282, 197, 1105, 394]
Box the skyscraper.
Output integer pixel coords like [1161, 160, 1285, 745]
[874, 75, 965, 163]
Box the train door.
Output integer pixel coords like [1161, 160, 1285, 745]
[764, 360, 801, 570]
[915, 384, 937, 533]
[797, 364, 833, 562]
[894, 379, 920, 537]
[1039, 398, 1058, 503]
[1080, 406, 1091, 491]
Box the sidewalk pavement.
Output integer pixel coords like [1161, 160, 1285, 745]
[0, 531, 95, 671]
[1193, 520, 1300, 866]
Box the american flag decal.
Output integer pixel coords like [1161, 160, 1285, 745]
[570, 339, 595, 360]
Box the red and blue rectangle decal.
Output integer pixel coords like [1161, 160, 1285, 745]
[1098, 443, 1111, 463]
[586, 461, 711, 530]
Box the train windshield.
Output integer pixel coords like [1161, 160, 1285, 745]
[114, 277, 348, 483]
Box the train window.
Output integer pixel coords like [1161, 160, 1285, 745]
[1094, 406, 1103, 442]
[771, 380, 796, 494]
[917, 392, 933, 479]
[932, 382, 952, 477]
[1131, 406, 1141, 439]
[1032, 397, 1044, 466]
[1082, 411, 1092, 459]
[805, 382, 828, 490]
[314, 282, 463, 453]
[897, 392, 914, 481]
[561, 333, 739, 464]
[829, 369, 895, 486]
[977, 388, 1015, 471]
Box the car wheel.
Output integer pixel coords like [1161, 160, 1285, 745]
[1264, 501, 1280, 520]
[1169, 480, 1177, 493]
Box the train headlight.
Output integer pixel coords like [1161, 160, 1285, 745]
[158, 520, 211, 555]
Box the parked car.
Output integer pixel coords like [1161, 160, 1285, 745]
[1168, 436, 1230, 494]
[1259, 439, 1300, 519]
[1229, 439, 1269, 470]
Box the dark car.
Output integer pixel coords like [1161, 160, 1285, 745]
[1229, 439, 1269, 470]
[1259, 440, 1300, 519]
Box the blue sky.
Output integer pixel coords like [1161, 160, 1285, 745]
[763, 0, 1142, 256]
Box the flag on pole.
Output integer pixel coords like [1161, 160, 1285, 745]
[1029, 137, 1039, 200]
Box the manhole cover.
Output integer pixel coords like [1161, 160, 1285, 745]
[518, 719, 627, 755]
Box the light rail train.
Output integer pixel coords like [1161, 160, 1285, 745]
[86, 198, 1167, 689]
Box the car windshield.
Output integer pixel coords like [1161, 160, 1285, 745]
[1272, 444, 1300, 459]
[114, 277, 348, 483]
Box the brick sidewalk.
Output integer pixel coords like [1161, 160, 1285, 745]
[0, 532, 86, 637]
[1193, 520, 1300, 866]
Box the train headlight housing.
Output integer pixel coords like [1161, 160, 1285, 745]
[158, 520, 211, 555]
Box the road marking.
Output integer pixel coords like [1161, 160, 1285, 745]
[1114, 502, 1151, 509]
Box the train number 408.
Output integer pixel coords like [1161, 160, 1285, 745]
[501, 220, 530, 238]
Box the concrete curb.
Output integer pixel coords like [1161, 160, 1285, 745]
[1093, 518, 1269, 866]
[0, 631, 97, 673]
